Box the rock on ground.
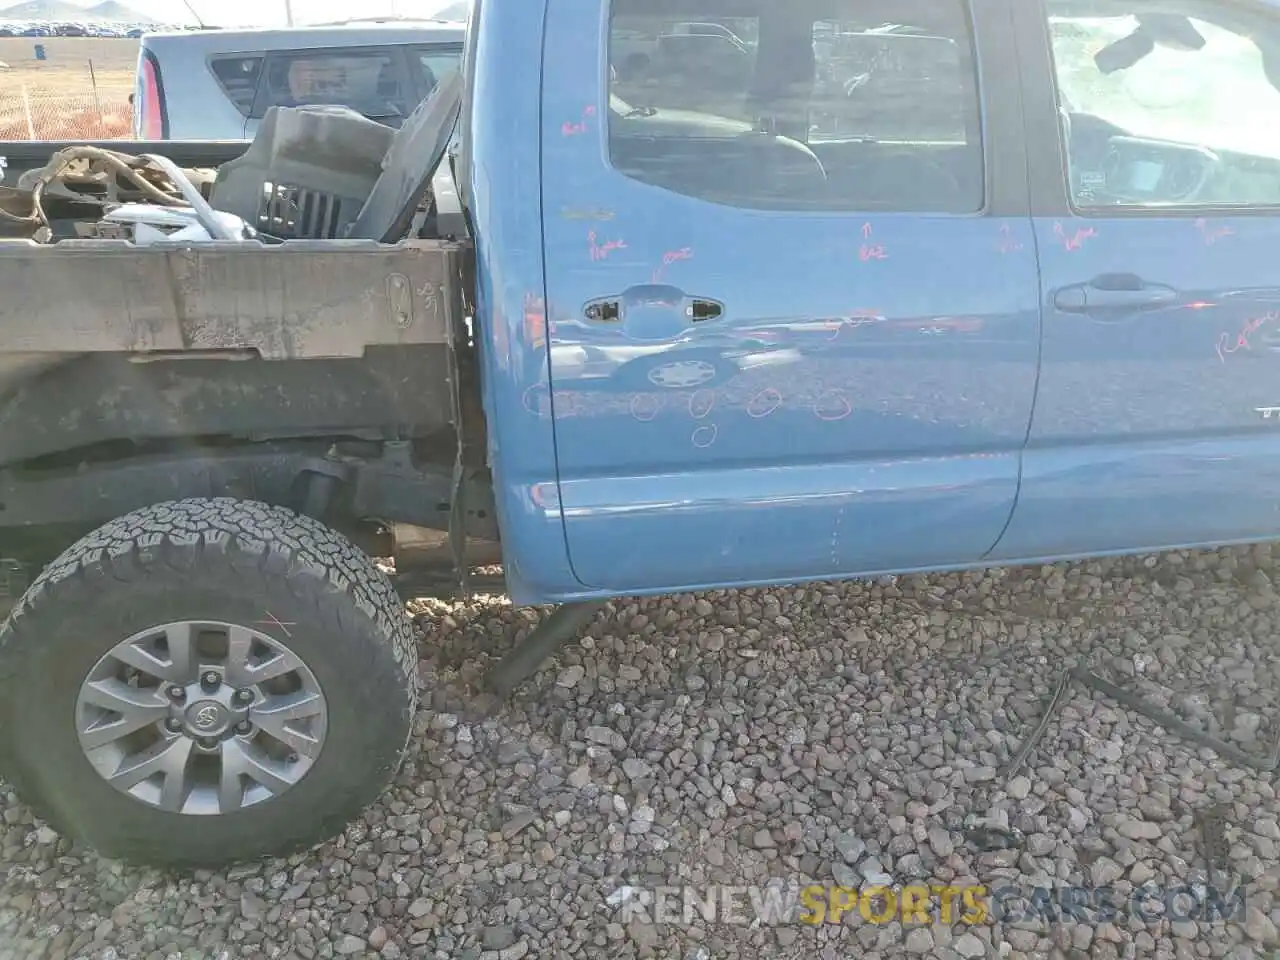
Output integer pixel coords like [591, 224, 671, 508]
[1, 545, 1279, 958]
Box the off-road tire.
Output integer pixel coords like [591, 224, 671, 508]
[0, 498, 419, 868]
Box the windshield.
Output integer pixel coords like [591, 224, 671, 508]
[1051, 15, 1280, 159]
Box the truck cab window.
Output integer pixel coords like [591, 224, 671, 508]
[1046, 2, 1280, 208]
[606, 0, 984, 212]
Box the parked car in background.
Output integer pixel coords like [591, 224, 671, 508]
[133, 20, 467, 139]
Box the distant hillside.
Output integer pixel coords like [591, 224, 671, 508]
[0, 0, 155, 19]
[87, 0, 153, 20]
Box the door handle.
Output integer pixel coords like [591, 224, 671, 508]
[1053, 274, 1179, 316]
[687, 298, 724, 322]
[584, 286, 726, 339]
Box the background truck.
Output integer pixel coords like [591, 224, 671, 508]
[2, 0, 1280, 868]
[133, 19, 467, 140]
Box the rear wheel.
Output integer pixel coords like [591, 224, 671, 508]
[0, 498, 418, 868]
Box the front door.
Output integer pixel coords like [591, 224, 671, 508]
[996, 0, 1280, 559]
[540, 0, 1042, 593]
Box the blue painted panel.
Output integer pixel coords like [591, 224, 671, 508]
[996, 215, 1280, 559]
[538, 0, 1041, 594]
[462, 0, 581, 604]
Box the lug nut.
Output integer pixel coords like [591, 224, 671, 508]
[235, 720, 252, 735]
[165, 717, 182, 733]
[167, 685, 185, 701]
[198, 737, 218, 750]
[233, 689, 254, 705]
[201, 671, 220, 689]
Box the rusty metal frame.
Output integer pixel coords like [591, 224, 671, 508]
[0, 238, 463, 359]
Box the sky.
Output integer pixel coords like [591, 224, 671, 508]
[8, 0, 463, 26]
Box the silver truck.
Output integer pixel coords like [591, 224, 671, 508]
[134, 19, 466, 139]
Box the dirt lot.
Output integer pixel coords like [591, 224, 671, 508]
[0, 36, 137, 139]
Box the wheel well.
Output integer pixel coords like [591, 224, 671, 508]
[0, 438, 497, 574]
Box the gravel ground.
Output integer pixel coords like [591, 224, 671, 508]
[2, 546, 1280, 960]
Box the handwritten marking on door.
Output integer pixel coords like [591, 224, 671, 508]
[630, 393, 662, 422]
[858, 222, 889, 262]
[814, 390, 853, 421]
[825, 309, 886, 341]
[522, 383, 551, 417]
[588, 230, 627, 262]
[996, 223, 1024, 254]
[1216, 312, 1280, 362]
[691, 424, 718, 448]
[1053, 222, 1097, 252]
[747, 387, 783, 419]
[561, 105, 596, 137]
[689, 389, 716, 420]
[651, 247, 694, 283]
[1195, 218, 1234, 246]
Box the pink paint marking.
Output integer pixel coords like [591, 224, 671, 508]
[630, 393, 661, 422]
[1195, 218, 1234, 246]
[1216, 312, 1280, 362]
[561, 104, 597, 137]
[857, 223, 888, 261]
[997, 223, 1024, 254]
[814, 391, 853, 422]
[689, 389, 716, 420]
[651, 246, 694, 283]
[747, 388, 782, 419]
[1053, 222, 1097, 252]
[588, 230, 627, 262]
[826, 309, 886, 341]
[522, 383, 551, 417]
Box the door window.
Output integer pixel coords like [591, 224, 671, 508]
[1046, 2, 1280, 208]
[606, 0, 984, 212]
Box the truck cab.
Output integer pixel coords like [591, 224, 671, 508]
[3, 0, 1280, 869]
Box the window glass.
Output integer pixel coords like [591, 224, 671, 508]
[1047, 2, 1280, 207]
[210, 55, 263, 118]
[415, 48, 463, 94]
[257, 50, 408, 122]
[606, 0, 983, 213]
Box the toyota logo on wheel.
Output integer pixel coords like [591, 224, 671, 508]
[193, 705, 220, 729]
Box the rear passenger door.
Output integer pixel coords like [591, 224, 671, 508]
[994, 0, 1280, 560]
[539, 0, 1042, 593]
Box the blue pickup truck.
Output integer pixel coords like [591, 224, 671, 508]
[0, 0, 1277, 867]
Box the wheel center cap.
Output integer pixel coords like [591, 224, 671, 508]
[185, 700, 230, 736]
